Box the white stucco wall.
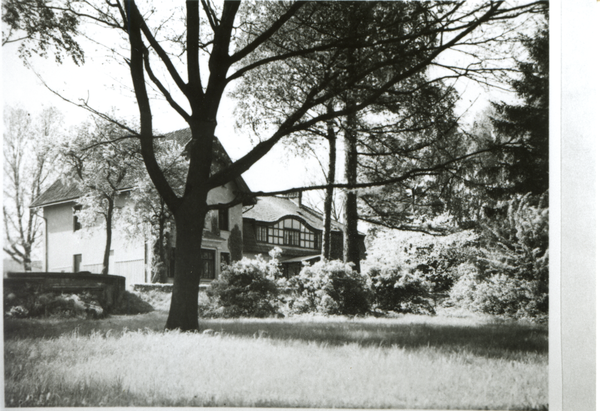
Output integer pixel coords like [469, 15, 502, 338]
[44, 199, 147, 285]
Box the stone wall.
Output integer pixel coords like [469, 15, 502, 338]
[4, 272, 126, 315]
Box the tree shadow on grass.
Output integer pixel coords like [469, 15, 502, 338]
[3, 310, 167, 340]
[4, 311, 547, 361]
[198, 318, 548, 360]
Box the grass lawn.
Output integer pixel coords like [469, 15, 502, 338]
[4, 309, 548, 409]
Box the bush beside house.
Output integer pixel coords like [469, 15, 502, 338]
[203, 256, 281, 318]
[4, 285, 106, 319]
[3, 272, 126, 319]
[367, 266, 434, 315]
[7, 193, 547, 322]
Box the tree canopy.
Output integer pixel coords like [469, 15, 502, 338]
[2, 0, 84, 64]
[492, 17, 549, 197]
[7, 0, 547, 330]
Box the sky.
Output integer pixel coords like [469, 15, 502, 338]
[1, 32, 319, 194]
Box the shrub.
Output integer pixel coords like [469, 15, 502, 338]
[227, 224, 244, 262]
[203, 256, 281, 318]
[111, 291, 155, 315]
[364, 229, 477, 294]
[450, 265, 548, 322]
[287, 260, 371, 316]
[367, 265, 435, 315]
[450, 194, 549, 321]
[3, 285, 105, 319]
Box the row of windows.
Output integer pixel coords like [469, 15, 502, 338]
[255, 218, 321, 249]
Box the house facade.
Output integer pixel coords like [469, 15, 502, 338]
[242, 193, 365, 277]
[30, 176, 249, 286]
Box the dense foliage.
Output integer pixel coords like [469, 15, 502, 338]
[450, 194, 548, 321]
[365, 229, 478, 292]
[366, 266, 434, 315]
[286, 260, 371, 316]
[4, 285, 105, 319]
[204, 256, 281, 318]
[491, 19, 549, 197]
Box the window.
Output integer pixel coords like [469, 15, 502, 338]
[256, 225, 268, 242]
[268, 222, 284, 245]
[219, 208, 229, 231]
[73, 254, 82, 272]
[284, 229, 299, 246]
[256, 218, 320, 249]
[73, 205, 82, 231]
[200, 249, 215, 279]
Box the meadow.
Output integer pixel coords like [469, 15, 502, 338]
[4, 308, 548, 409]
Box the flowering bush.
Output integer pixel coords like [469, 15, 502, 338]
[6, 305, 29, 318]
[203, 255, 282, 318]
[286, 260, 371, 316]
[364, 229, 478, 294]
[367, 265, 435, 315]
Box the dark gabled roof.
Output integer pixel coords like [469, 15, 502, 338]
[31, 130, 254, 208]
[30, 180, 82, 208]
[242, 196, 345, 232]
[164, 128, 193, 146]
[30, 179, 134, 208]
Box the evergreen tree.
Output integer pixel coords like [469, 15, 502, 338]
[492, 14, 549, 197]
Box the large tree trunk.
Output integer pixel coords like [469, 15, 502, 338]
[165, 198, 208, 331]
[322, 112, 336, 261]
[342, 33, 361, 272]
[101, 197, 114, 275]
[343, 109, 361, 272]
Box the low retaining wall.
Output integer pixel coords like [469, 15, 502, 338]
[133, 283, 210, 293]
[4, 272, 126, 308]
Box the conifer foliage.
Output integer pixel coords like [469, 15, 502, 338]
[492, 15, 549, 197]
[450, 193, 549, 321]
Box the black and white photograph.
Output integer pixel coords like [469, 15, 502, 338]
[1, 0, 595, 409]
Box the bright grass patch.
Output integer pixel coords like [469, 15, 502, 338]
[4, 312, 547, 409]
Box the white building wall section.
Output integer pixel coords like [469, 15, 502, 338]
[44, 200, 147, 286]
